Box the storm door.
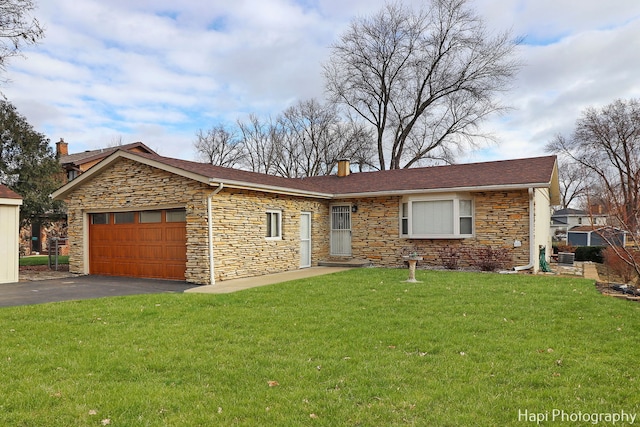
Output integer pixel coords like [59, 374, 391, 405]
[300, 212, 312, 268]
[330, 205, 351, 256]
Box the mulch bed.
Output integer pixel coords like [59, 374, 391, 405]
[595, 281, 640, 302]
[594, 263, 640, 302]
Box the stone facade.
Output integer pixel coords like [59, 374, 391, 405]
[210, 188, 329, 281]
[64, 158, 538, 284]
[338, 189, 531, 269]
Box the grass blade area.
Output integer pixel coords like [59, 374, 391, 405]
[0, 269, 638, 426]
[19, 255, 69, 266]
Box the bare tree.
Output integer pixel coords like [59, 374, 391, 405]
[108, 135, 124, 147]
[323, 0, 520, 170]
[212, 100, 375, 178]
[330, 115, 377, 172]
[236, 114, 278, 175]
[547, 99, 640, 232]
[272, 99, 374, 177]
[0, 0, 44, 79]
[556, 157, 593, 209]
[194, 124, 244, 168]
[547, 98, 640, 280]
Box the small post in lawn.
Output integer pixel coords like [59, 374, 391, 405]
[402, 255, 423, 283]
[48, 237, 60, 271]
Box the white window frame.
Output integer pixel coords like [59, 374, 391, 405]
[400, 194, 474, 239]
[266, 210, 282, 240]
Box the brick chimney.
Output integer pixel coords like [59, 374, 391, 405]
[337, 159, 351, 177]
[56, 138, 69, 157]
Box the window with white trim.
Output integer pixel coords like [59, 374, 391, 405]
[266, 210, 282, 239]
[400, 195, 473, 239]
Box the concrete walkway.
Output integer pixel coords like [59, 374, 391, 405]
[582, 262, 600, 281]
[185, 267, 352, 294]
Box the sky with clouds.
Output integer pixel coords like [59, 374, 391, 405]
[2, 0, 640, 163]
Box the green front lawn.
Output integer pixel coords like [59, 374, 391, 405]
[0, 269, 638, 426]
[19, 255, 69, 266]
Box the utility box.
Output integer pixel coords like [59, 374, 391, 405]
[557, 252, 575, 266]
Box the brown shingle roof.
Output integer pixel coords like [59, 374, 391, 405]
[59, 142, 156, 166]
[302, 156, 558, 194]
[140, 153, 558, 196]
[52, 150, 559, 201]
[0, 184, 22, 200]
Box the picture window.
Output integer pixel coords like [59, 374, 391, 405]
[400, 195, 473, 239]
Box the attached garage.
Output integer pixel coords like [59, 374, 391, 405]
[89, 209, 186, 280]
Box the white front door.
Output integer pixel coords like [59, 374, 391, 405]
[330, 205, 351, 256]
[300, 212, 312, 268]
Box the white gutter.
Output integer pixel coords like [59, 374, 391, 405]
[207, 183, 224, 285]
[207, 178, 332, 199]
[335, 183, 552, 200]
[514, 188, 535, 271]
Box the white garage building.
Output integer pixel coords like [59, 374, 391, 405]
[0, 184, 22, 284]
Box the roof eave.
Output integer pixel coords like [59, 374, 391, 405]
[208, 179, 333, 199]
[332, 182, 554, 199]
[548, 158, 561, 205]
[0, 197, 22, 206]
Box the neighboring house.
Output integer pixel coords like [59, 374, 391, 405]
[51, 151, 560, 285]
[21, 140, 158, 255]
[568, 225, 626, 247]
[56, 138, 157, 183]
[0, 184, 22, 284]
[551, 208, 607, 243]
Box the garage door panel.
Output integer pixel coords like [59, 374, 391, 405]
[137, 246, 165, 260]
[166, 226, 186, 242]
[165, 246, 187, 261]
[164, 265, 186, 279]
[111, 244, 137, 259]
[90, 227, 111, 242]
[138, 263, 170, 278]
[92, 246, 114, 259]
[89, 209, 186, 280]
[139, 227, 163, 242]
[114, 227, 138, 242]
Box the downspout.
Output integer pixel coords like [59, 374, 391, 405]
[514, 188, 536, 271]
[208, 183, 224, 285]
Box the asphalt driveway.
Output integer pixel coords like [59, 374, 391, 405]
[0, 276, 193, 308]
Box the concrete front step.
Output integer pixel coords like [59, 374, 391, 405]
[318, 259, 371, 268]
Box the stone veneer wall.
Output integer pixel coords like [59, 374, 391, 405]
[64, 158, 330, 285]
[343, 189, 531, 269]
[210, 188, 329, 281]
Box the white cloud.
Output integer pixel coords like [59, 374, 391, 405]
[2, 0, 640, 163]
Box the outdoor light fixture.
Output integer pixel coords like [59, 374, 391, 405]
[351, 205, 358, 213]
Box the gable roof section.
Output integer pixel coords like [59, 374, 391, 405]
[52, 150, 560, 202]
[58, 142, 156, 167]
[553, 208, 586, 216]
[553, 208, 607, 217]
[0, 184, 22, 205]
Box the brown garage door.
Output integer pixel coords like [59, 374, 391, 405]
[89, 209, 187, 280]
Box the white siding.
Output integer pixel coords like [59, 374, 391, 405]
[0, 199, 22, 284]
[533, 188, 553, 272]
